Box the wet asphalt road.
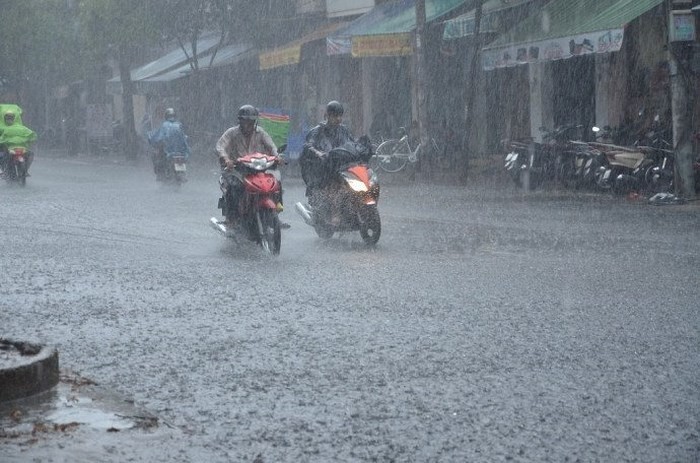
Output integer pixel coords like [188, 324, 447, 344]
[1, 153, 699, 462]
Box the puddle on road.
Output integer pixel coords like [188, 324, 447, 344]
[45, 393, 136, 430]
[0, 371, 155, 437]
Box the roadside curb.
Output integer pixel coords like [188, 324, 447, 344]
[0, 340, 59, 402]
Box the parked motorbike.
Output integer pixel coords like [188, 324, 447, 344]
[503, 125, 582, 189]
[210, 148, 284, 255]
[1, 146, 31, 186]
[635, 116, 674, 193]
[503, 139, 535, 188]
[295, 137, 381, 246]
[589, 116, 674, 194]
[588, 139, 653, 194]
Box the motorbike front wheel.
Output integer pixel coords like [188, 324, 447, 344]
[314, 222, 334, 239]
[358, 205, 381, 246]
[257, 209, 281, 255]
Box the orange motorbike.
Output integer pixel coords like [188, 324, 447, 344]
[295, 138, 381, 246]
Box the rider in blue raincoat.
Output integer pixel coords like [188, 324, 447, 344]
[147, 107, 191, 180]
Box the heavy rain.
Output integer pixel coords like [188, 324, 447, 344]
[1, 1, 699, 462]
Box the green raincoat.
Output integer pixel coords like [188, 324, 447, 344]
[0, 104, 36, 149]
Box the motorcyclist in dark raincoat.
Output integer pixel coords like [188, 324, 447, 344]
[300, 100, 356, 203]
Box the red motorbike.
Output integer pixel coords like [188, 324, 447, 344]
[2, 146, 30, 186]
[210, 151, 283, 255]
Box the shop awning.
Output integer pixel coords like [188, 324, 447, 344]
[481, 0, 664, 70]
[106, 33, 221, 94]
[327, 0, 467, 57]
[143, 43, 254, 81]
[119, 43, 255, 95]
[259, 22, 349, 71]
[442, 0, 534, 40]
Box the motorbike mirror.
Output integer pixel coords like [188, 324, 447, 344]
[278, 143, 287, 154]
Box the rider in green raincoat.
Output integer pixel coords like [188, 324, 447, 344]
[0, 104, 37, 174]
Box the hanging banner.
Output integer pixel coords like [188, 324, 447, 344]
[351, 33, 413, 57]
[482, 29, 625, 70]
[259, 45, 302, 70]
[258, 110, 290, 149]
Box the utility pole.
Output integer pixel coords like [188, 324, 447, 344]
[415, 0, 429, 177]
[460, 0, 484, 184]
[667, 0, 697, 199]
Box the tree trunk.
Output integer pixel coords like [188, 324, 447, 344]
[415, 0, 428, 178]
[118, 46, 138, 160]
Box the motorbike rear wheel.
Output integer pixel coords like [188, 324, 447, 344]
[7, 163, 26, 186]
[358, 205, 381, 246]
[175, 171, 186, 187]
[258, 210, 281, 255]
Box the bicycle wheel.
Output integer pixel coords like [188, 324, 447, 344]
[375, 139, 409, 173]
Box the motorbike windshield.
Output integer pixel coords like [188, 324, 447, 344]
[327, 140, 372, 168]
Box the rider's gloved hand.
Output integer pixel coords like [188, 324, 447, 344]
[223, 157, 235, 171]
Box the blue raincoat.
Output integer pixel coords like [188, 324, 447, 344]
[148, 120, 191, 159]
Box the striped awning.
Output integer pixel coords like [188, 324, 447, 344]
[327, 0, 467, 57]
[482, 0, 665, 70]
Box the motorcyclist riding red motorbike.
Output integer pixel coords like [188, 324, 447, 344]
[0, 109, 37, 184]
[215, 105, 288, 228]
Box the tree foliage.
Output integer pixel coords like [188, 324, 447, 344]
[78, 0, 161, 63]
[0, 0, 80, 104]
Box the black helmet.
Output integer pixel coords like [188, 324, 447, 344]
[237, 105, 259, 122]
[164, 107, 176, 121]
[326, 100, 344, 117]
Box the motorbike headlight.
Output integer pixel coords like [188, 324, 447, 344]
[346, 178, 368, 192]
[246, 158, 273, 170]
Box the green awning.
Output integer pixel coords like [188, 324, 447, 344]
[327, 0, 467, 57]
[482, 0, 664, 70]
[442, 0, 534, 40]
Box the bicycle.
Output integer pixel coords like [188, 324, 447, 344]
[372, 127, 446, 173]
